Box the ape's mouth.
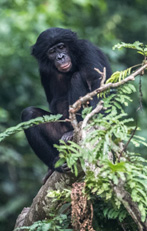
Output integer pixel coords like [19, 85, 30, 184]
[60, 62, 72, 71]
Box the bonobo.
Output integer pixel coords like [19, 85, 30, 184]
[21, 27, 112, 177]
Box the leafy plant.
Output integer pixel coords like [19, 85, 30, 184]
[0, 114, 62, 142]
[113, 41, 147, 57]
[15, 214, 72, 231]
[54, 81, 147, 227]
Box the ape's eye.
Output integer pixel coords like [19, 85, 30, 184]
[58, 44, 65, 49]
[49, 48, 55, 54]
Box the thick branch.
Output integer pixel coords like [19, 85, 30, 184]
[14, 171, 83, 230]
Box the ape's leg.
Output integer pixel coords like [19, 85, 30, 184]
[21, 106, 72, 172]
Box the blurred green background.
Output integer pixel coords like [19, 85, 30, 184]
[0, 0, 147, 230]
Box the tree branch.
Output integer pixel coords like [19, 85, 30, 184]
[69, 63, 147, 115]
[113, 179, 147, 231]
[82, 100, 104, 131]
[14, 171, 84, 230]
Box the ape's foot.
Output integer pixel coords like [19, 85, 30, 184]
[43, 163, 71, 184]
[61, 130, 73, 143]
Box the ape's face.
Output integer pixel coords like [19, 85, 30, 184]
[48, 43, 72, 73]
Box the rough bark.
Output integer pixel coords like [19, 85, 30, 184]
[14, 171, 83, 230]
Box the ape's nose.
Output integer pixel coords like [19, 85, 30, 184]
[57, 53, 65, 60]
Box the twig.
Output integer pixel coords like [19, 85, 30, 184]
[137, 76, 143, 111]
[82, 100, 104, 130]
[119, 125, 137, 160]
[69, 63, 147, 116]
[95, 67, 106, 87]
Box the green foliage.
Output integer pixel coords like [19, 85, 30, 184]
[82, 106, 93, 119]
[55, 82, 147, 226]
[86, 157, 147, 222]
[113, 41, 147, 57]
[84, 86, 147, 223]
[0, 114, 62, 142]
[103, 206, 128, 222]
[107, 40, 147, 84]
[106, 67, 132, 83]
[56, 83, 139, 172]
[15, 214, 71, 231]
[47, 189, 71, 203]
[54, 141, 83, 176]
[126, 157, 147, 222]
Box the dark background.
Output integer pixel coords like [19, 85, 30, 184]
[0, 1, 147, 230]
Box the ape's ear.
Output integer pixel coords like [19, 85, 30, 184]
[31, 44, 40, 59]
[31, 42, 47, 60]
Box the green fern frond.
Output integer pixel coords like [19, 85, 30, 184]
[107, 68, 132, 83]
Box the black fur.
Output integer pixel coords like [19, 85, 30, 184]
[21, 28, 112, 173]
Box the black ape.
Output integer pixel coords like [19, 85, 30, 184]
[21, 28, 112, 174]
